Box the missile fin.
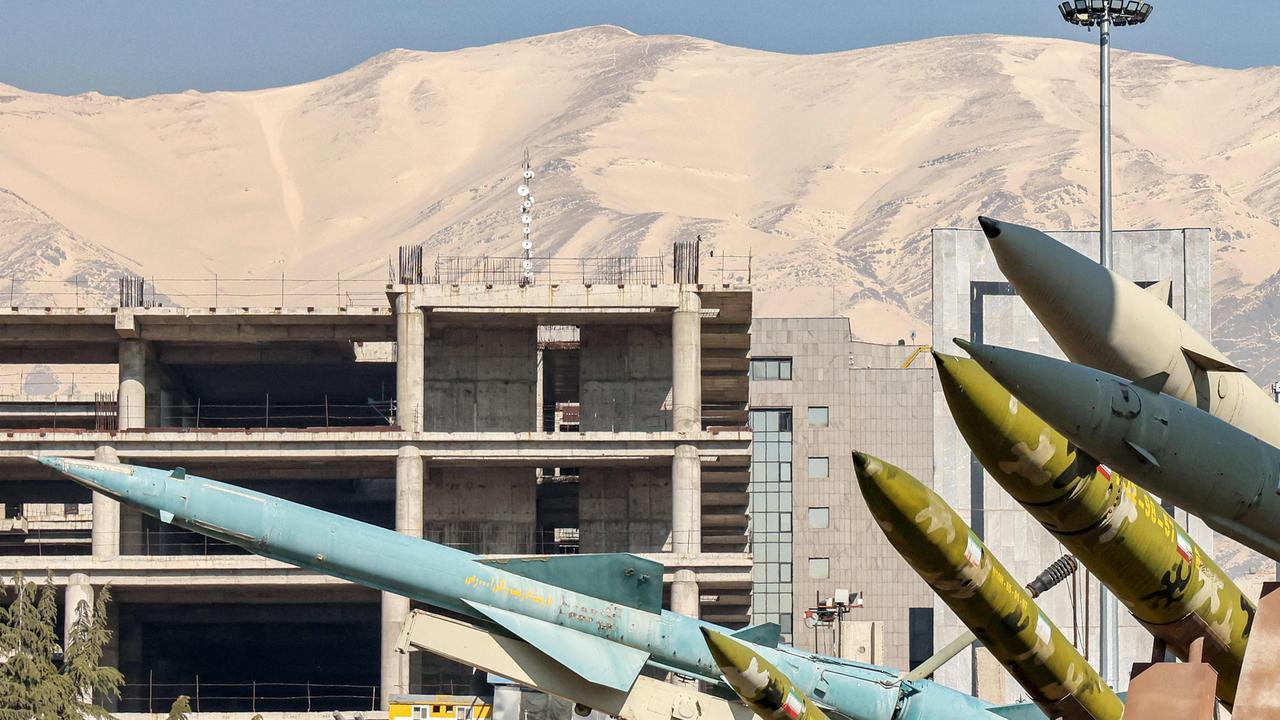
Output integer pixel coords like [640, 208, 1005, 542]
[1142, 279, 1173, 306]
[1131, 372, 1170, 394]
[1124, 438, 1161, 468]
[1182, 346, 1246, 373]
[159, 510, 175, 524]
[463, 599, 649, 692]
[476, 554, 663, 614]
[729, 622, 782, 648]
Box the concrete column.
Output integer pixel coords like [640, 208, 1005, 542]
[671, 291, 702, 433]
[91, 445, 121, 559]
[395, 445, 425, 539]
[64, 573, 94, 651]
[672, 445, 702, 556]
[671, 290, 703, 576]
[381, 592, 411, 705]
[118, 339, 147, 430]
[382, 444, 424, 706]
[394, 292, 426, 434]
[672, 568, 700, 620]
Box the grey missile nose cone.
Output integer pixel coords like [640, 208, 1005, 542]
[977, 216, 1001, 239]
[954, 338, 1106, 439]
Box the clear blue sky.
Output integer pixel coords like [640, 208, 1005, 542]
[3, 1, 1277, 97]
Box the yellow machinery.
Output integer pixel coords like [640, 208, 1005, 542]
[389, 694, 493, 720]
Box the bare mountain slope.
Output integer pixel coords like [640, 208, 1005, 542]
[0, 27, 1276, 371]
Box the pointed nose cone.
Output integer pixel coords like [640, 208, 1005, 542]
[700, 627, 737, 670]
[977, 216, 1002, 239]
[32, 455, 136, 498]
[31, 455, 69, 474]
[933, 351, 981, 399]
[934, 350, 1017, 431]
[852, 451, 921, 536]
[979, 217, 1057, 271]
[700, 628, 770, 697]
[955, 340, 1105, 440]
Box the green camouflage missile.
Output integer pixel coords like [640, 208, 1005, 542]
[853, 452, 1124, 720]
[934, 352, 1254, 704]
[701, 628, 832, 720]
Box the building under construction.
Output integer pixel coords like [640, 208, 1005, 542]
[0, 248, 754, 713]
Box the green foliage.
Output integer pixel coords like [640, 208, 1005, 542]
[0, 573, 123, 720]
[165, 695, 191, 720]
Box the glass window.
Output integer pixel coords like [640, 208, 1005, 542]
[909, 607, 935, 669]
[807, 406, 829, 427]
[808, 507, 829, 529]
[749, 408, 795, 643]
[807, 457, 829, 478]
[751, 358, 793, 381]
[808, 557, 830, 579]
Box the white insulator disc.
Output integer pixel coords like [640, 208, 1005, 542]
[523, 271, 534, 280]
[527, 196, 535, 205]
[522, 226, 531, 235]
[522, 259, 533, 270]
[521, 214, 532, 224]
[522, 199, 533, 210]
[517, 184, 530, 197]
[523, 170, 535, 179]
[521, 239, 532, 250]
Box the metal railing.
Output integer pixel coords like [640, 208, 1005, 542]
[701, 252, 752, 284]
[120, 679, 380, 713]
[108, 398, 397, 429]
[430, 255, 666, 285]
[146, 276, 389, 308]
[0, 276, 392, 309]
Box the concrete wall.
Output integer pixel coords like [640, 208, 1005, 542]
[930, 227, 1214, 702]
[425, 327, 537, 432]
[579, 326, 672, 432]
[578, 467, 671, 553]
[423, 467, 536, 554]
[750, 318, 934, 670]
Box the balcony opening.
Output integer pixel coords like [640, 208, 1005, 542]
[535, 470, 579, 554]
[538, 325, 580, 432]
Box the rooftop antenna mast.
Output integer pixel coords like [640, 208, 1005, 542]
[518, 148, 536, 285]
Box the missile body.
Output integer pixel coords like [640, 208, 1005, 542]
[852, 452, 1124, 720]
[39, 457, 1012, 720]
[935, 352, 1254, 703]
[701, 629, 831, 720]
[977, 216, 1280, 448]
[958, 339, 1280, 561]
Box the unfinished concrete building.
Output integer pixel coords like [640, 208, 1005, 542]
[0, 256, 752, 713]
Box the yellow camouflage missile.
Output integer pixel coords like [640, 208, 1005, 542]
[853, 452, 1124, 720]
[934, 351, 1254, 705]
[701, 628, 831, 720]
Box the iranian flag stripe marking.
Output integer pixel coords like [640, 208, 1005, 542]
[781, 691, 805, 720]
[1176, 530, 1194, 563]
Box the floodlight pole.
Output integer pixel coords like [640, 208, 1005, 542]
[1095, 11, 1121, 693]
[1099, 12, 1113, 271]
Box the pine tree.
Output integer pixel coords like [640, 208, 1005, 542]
[0, 573, 123, 720]
[63, 586, 124, 717]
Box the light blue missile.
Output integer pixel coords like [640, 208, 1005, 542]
[37, 457, 1047, 720]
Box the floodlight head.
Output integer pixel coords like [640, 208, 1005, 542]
[1058, 0, 1152, 27]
